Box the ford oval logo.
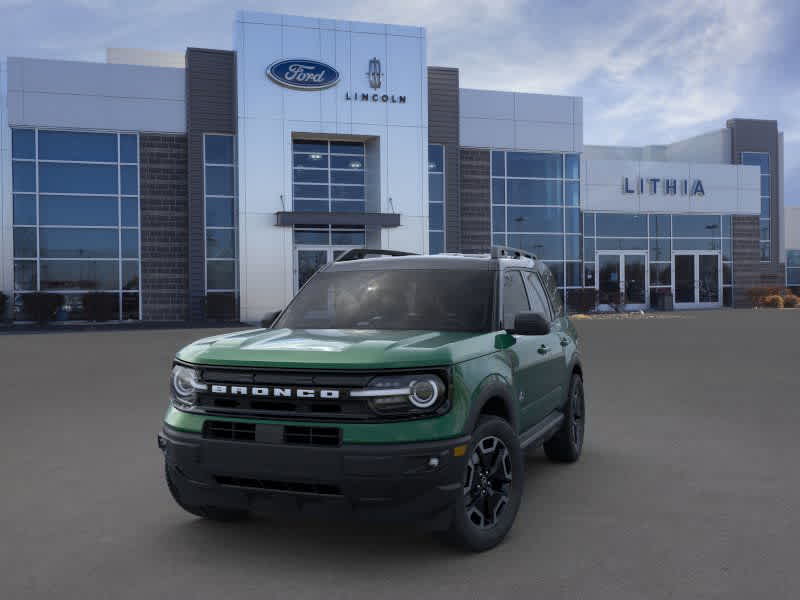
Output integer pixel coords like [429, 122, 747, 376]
[267, 59, 340, 90]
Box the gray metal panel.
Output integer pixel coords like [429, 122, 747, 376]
[186, 48, 237, 321]
[459, 148, 491, 253]
[427, 67, 461, 251]
[727, 119, 781, 272]
[275, 211, 401, 227]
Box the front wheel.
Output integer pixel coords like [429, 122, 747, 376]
[543, 372, 585, 463]
[444, 416, 524, 552]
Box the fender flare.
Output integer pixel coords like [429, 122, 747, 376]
[462, 374, 518, 434]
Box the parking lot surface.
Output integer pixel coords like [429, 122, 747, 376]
[2, 309, 799, 599]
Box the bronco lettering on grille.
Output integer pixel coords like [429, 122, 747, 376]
[208, 385, 341, 399]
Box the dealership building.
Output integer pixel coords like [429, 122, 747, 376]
[0, 11, 794, 323]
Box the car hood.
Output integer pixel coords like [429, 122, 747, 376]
[176, 328, 496, 369]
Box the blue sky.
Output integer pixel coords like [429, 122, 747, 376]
[2, 0, 798, 204]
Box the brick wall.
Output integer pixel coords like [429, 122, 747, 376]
[460, 149, 491, 253]
[732, 215, 760, 307]
[139, 134, 189, 321]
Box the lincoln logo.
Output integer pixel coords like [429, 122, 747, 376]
[367, 57, 382, 89]
[266, 59, 341, 90]
[210, 385, 341, 399]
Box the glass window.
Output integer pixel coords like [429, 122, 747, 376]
[595, 213, 647, 237]
[14, 261, 37, 291]
[40, 260, 119, 290]
[564, 262, 581, 287]
[13, 228, 37, 258]
[428, 145, 444, 172]
[39, 228, 118, 258]
[721, 215, 732, 237]
[507, 180, 562, 205]
[206, 229, 236, 258]
[207, 260, 237, 290]
[723, 263, 732, 285]
[492, 207, 505, 233]
[502, 271, 530, 328]
[121, 198, 139, 227]
[507, 152, 562, 178]
[121, 165, 138, 195]
[205, 135, 234, 164]
[331, 230, 366, 245]
[429, 202, 444, 231]
[122, 261, 139, 290]
[331, 156, 363, 170]
[294, 229, 329, 245]
[673, 238, 721, 251]
[649, 238, 671, 261]
[12, 161, 36, 192]
[293, 168, 328, 184]
[295, 200, 328, 212]
[39, 196, 118, 226]
[583, 238, 594, 262]
[741, 152, 769, 174]
[293, 140, 328, 154]
[584, 262, 595, 287]
[491, 151, 505, 177]
[507, 206, 563, 233]
[649, 214, 671, 238]
[673, 214, 721, 237]
[565, 208, 580, 233]
[759, 220, 770, 241]
[294, 153, 329, 168]
[332, 201, 365, 213]
[507, 234, 564, 260]
[596, 238, 647, 251]
[565, 154, 580, 180]
[492, 179, 505, 205]
[565, 181, 580, 206]
[206, 197, 235, 227]
[523, 271, 551, 319]
[760, 242, 770, 262]
[429, 232, 444, 255]
[428, 173, 444, 203]
[565, 235, 581, 260]
[760, 175, 770, 197]
[38, 131, 117, 162]
[294, 184, 329, 199]
[331, 170, 364, 185]
[583, 213, 594, 237]
[761, 197, 770, 219]
[539, 265, 564, 315]
[120, 135, 138, 163]
[13, 194, 36, 225]
[787, 251, 800, 268]
[206, 166, 235, 196]
[332, 185, 364, 200]
[330, 141, 364, 155]
[12, 129, 36, 159]
[122, 293, 140, 320]
[493, 233, 507, 247]
[39, 163, 118, 194]
[121, 229, 139, 258]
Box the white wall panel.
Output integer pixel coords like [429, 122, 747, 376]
[514, 121, 574, 152]
[460, 89, 514, 120]
[460, 117, 514, 149]
[514, 92, 572, 123]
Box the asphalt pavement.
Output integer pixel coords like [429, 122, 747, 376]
[1, 309, 799, 599]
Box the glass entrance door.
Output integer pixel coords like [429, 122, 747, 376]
[596, 252, 648, 310]
[294, 246, 360, 292]
[672, 252, 721, 308]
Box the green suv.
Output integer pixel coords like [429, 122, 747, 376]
[159, 247, 585, 551]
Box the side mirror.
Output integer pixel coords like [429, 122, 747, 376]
[507, 312, 550, 336]
[261, 310, 281, 329]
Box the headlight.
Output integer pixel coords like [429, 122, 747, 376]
[351, 374, 447, 416]
[170, 365, 207, 410]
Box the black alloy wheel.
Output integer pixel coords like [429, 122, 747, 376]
[464, 436, 513, 529]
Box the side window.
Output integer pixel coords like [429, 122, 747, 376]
[539, 265, 564, 318]
[502, 271, 530, 329]
[523, 271, 552, 321]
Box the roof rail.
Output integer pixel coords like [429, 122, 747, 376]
[335, 248, 417, 262]
[490, 246, 537, 261]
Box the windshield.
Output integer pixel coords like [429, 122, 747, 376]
[275, 268, 495, 332]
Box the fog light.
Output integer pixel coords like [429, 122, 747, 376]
[428, 457, 440, 468]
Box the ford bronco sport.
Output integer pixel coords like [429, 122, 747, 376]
[159, 246, 585, 552]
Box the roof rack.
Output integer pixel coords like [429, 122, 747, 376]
[335, 248, 417, 262]
[490, 245, 537, 261]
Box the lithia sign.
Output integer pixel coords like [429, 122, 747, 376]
[267, 57, 407, 103]
[623, 177, 705, 196]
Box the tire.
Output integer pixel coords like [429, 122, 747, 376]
[444, 415, 524, 552]
[165, 464, 250, 522]
[543, 372, 585, 463]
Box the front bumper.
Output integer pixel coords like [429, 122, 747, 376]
[160, 425, 470, 524]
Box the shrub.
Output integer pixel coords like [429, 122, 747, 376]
[83, 292, 118, 322]
[762, 295, 784, 309]
[0, 292, 7, 322]
[21, 293, 64, 324]
[782, 294, 799, 308]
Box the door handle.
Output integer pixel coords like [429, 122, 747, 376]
[537, 344, 551, 355]
[560, 337, 569, 347]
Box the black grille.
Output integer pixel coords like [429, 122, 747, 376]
[284, 426, 341, 447]
[203, 421, 256, 441]
[214, 476, 341, 496]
